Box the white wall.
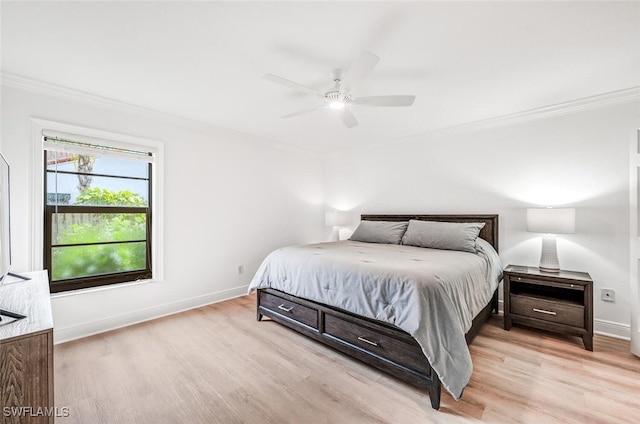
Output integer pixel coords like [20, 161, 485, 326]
[325, 99, 640, 338]
[0, 83, 325, 343]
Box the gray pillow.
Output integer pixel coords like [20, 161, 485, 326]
[349, 221, 409, 244]
[401, 220, 485, 253]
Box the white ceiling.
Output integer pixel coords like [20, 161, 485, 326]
[2, 1, 639, 154]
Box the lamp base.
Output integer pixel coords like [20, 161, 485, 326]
[539, 265, 561, 273]
[539, 235, 561, 273]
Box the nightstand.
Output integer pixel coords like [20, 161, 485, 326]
[503, 265, 593, 351]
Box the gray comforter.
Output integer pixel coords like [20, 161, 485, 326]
[248, 239, 502, 399]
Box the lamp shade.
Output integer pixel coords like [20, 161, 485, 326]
[527, 208, 575, 234]
[325, 211, 349, 227]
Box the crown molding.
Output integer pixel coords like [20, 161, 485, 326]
[1, 72, 175, 121]
[404, 86, 640, 141]
[0, 72, 321, 157]
[329, 85, 640, 157]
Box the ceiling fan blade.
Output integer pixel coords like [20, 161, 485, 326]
[339, 109, 359, 128]
[263, 73, 323, 97]
[352, 95, 416, 107]
[341, 51, 380, 95]
[281, 106, 323, 119]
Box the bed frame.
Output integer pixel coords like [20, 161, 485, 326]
[256, 214, 499, 410]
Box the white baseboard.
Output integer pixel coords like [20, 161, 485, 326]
[594, 318, 631, 340]
[53, 285, 249, 344]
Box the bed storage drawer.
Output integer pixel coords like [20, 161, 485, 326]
[259, 291, 319, 329]
[510, 293, 584, 327]
[323, 313, 431, 376]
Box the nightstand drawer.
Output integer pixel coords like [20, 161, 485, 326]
[510, 294, 584, 327]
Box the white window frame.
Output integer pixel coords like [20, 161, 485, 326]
[31, 118, 164, 291]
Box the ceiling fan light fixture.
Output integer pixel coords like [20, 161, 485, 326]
[264, 51, 415, 129]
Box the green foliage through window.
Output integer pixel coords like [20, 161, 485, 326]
[75, 187, 147, 206]
[51, 188, 148, 281]
[52, 243, 146, 281]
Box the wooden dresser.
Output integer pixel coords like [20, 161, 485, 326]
[0, 271, 54, 424]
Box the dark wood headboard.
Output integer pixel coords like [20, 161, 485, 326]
[361, 214, 499, 252]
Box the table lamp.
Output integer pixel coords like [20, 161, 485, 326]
[527, 208, 575, 272]
[325, 211, 349, 241]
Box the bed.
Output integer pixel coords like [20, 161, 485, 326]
[249, 214, 501, 410]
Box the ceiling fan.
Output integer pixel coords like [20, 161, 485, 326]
[263, 51, 416, 128]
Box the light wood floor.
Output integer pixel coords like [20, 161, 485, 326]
[54, 294, 640, 424]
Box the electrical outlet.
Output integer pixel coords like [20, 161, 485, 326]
[238, 265, 244, 275]
[601, 288, 615, 302]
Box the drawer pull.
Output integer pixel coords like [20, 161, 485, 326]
[277, 304, 294, 312]
[533, 308, 557, 316]
[357, 336, 379, 347]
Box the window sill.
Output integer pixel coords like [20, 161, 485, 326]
[49, 277, 160, 299]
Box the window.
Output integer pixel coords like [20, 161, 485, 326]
[43, 133, 155, 293]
